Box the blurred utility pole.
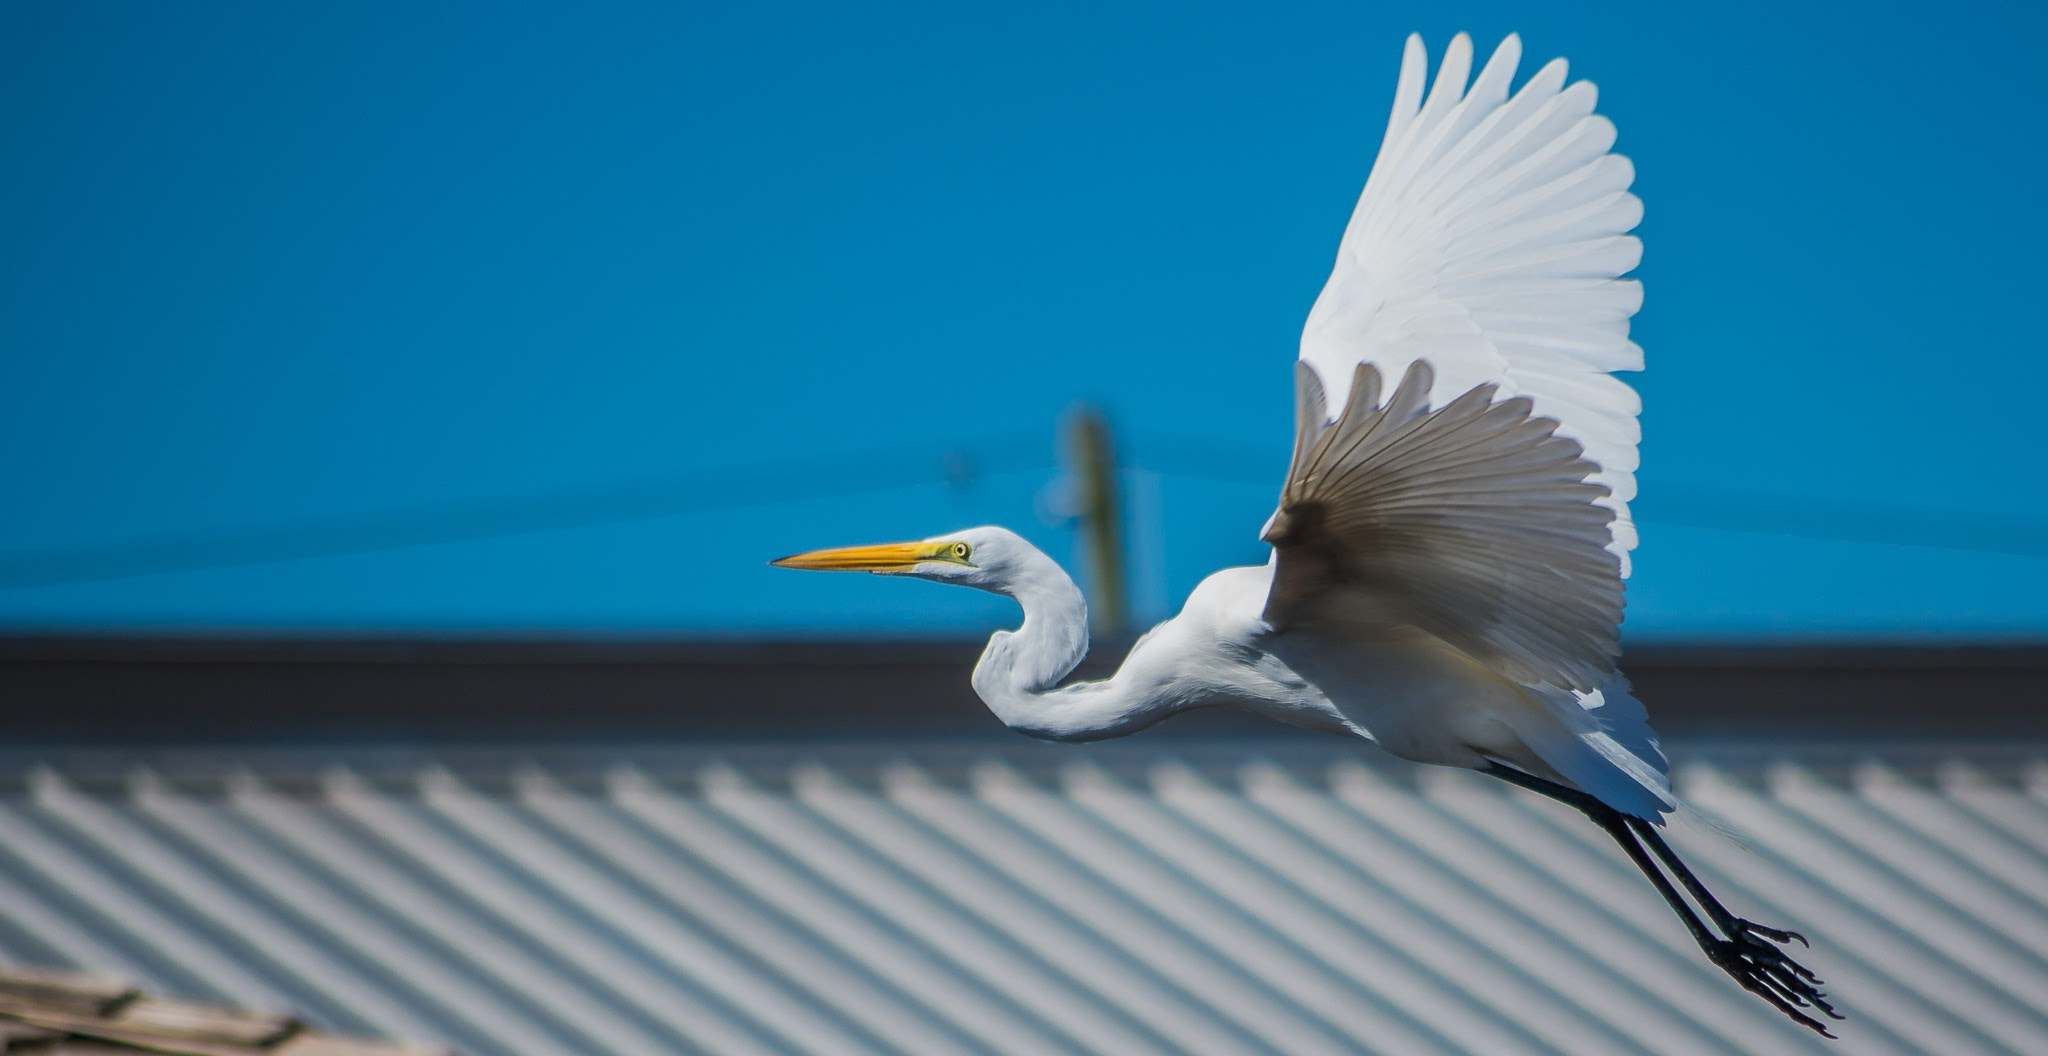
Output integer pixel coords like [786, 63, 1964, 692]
[1066, 405, 1129, 638]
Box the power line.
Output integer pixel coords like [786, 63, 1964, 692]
[1629, 495, 2048, 559]
[3, 430, 2040, 593]
[0, 436, 1051, 590]
[1121, 432, 2048, 558]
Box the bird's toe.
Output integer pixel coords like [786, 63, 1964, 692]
[1705, 928, 1844, 1036]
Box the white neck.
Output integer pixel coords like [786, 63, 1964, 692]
[968, 546, 1185, 742]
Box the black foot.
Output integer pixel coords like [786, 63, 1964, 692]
[1480, 764, 1848, 1037]
[1706, 919, 1843, 1037]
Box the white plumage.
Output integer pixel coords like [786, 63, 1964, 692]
[774, 33, 1840, 1037]
[1302, 33, 1644, 573]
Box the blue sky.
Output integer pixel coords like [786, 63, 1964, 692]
[2, 1, 2044, 640]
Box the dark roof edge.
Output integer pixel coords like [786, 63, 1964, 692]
[1, 635, 2043, 741]
[4, 633, 2047, 667]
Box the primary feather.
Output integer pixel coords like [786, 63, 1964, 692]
[1299, 32, 1644, 574]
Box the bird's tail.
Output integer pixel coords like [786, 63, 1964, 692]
[1506, 674, 1674, 822]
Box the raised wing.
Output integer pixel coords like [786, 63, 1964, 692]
[1264, 361, 1622, 693]
[1298, 33, 1643, 575]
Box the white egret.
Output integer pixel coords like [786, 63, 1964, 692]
[775, 33, 1840, 1035]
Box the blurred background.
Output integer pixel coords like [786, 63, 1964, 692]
[3, 0, 2045, 637]
[1, 3, 2045, 1056]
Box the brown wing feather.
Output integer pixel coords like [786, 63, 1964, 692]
[1264, 360, 1623, 692]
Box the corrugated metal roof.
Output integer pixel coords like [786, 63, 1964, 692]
[0, 741, 2041, 1055]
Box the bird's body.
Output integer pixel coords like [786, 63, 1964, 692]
[961, 534, 1622, 801]
[775, 31, 1841, 1037]
[970, 549, 1361, 743]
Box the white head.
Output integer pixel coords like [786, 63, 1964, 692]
[774, 524, 1107, 737]
[771, 525, 1050, 596]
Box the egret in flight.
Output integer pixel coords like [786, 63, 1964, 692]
[775, 33, 1840, 1036]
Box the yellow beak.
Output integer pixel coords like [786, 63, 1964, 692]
[770, 540, 943, 572]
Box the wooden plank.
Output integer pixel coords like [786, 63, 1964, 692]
[0, 1007, 440, 1056]
[272, 1035, 453, 1056]
[0, 1017, 65, 1045]
[109, 999, 294, 1047]
[0, 966, 135, 1017]
[0, 1009, 268, 1055]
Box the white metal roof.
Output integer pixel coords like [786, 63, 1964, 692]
[0, 740, 2041, 1055]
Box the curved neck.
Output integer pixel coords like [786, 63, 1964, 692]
[969, 549, 1182, 742]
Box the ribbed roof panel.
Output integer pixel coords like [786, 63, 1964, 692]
[0, 741, 2040, 1055]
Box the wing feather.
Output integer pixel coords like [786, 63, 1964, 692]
[1300, 34, 1644, 579]
[1266, 361, 1624, 693]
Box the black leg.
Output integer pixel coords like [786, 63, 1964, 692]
[1629, 816, 1813, 950]
[1483, 763, 1843, 1037]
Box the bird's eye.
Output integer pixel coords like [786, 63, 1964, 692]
[951, 542, 972, 561]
